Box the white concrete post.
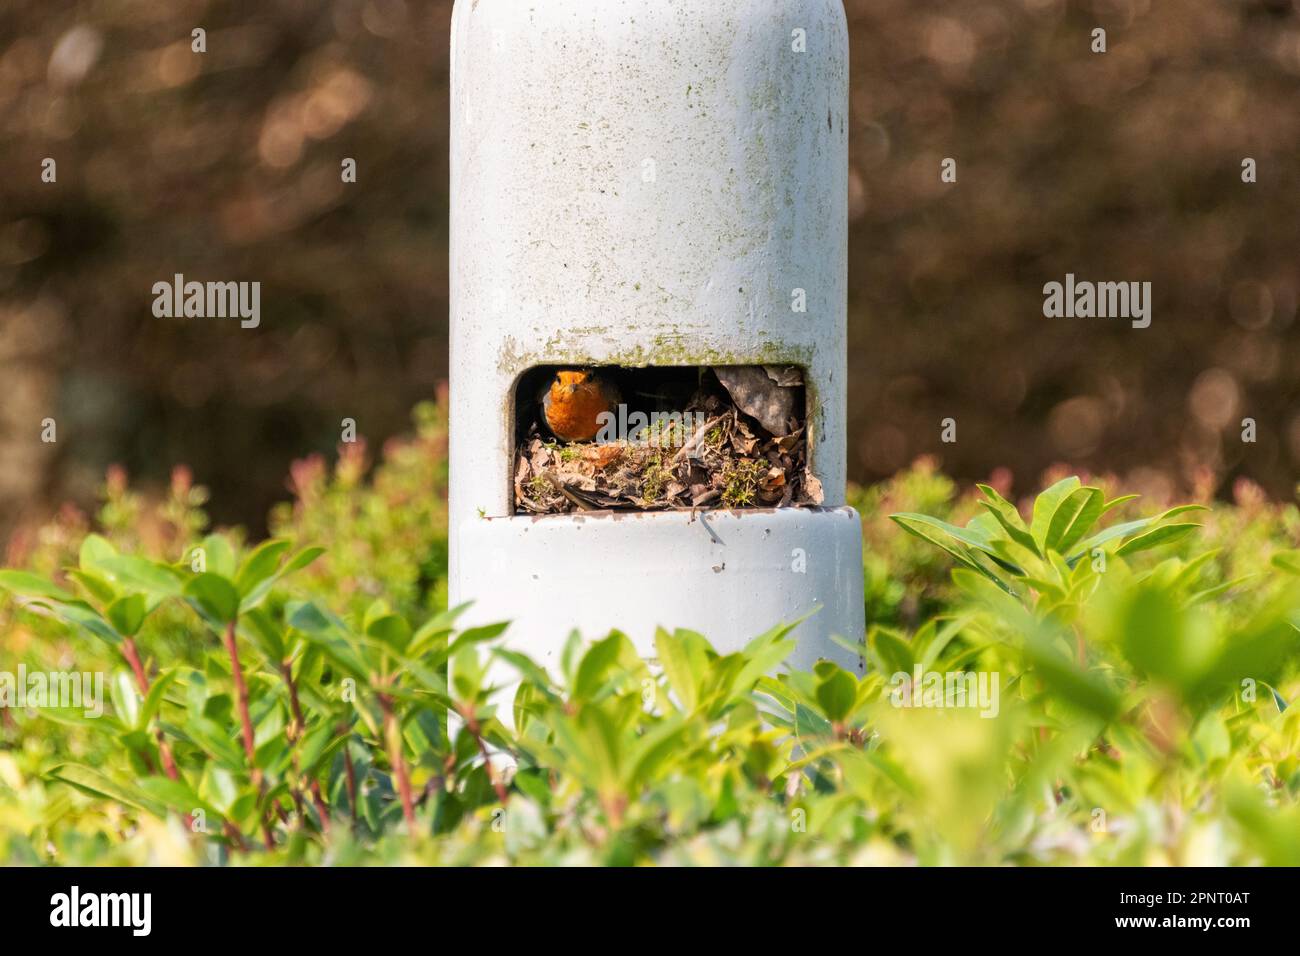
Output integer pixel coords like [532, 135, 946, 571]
[448, 0, 863, 673]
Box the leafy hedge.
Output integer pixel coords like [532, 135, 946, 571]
[1, 400, 1298, 865]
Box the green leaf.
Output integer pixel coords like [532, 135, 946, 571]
[48, 764, 165, 817]
[173, 715, 247, 770]
[890, 512, 994, 554]
[99, 556, 184, 597]
[199, 534, 237, 579]
[1100, 494, 1139, 513]
[1030, 477, 1081, 550]
[139, 669, 180, 729]
[624, 716, 690, 790]
[1195, 591, 1300, 705]
[47, 600, 123, 646]
[451, 643, 487, 703]
[730, 632, 797, 698]
[106, 593, 148, 637]
[917, 615, 970, 671]
[1069, 518, 1157, 563]
[184, 573, 241, 625]
[889, 514, 1016, 594]
[867, 628, 913, 677]
[234, 539, 291, 597]
[443, 621, 509, 662]
[573, 632, 627, 700]
[297, 722, 341, 774]
[793, 701, 835, 741]
[110, 671, 141, 728]
[281, 546, 325, 576]
[815, 667, 857, 723]
[654, 628, 710, 714]
[239, 546, 325, 612]
[1115, 523, 1201, 557]
[78, 534, 118, 573]
[0, 570, 74, 602]
[1112, 586, 1204, 691]
[976, 483, 1022, 519]
[1045, 486, 1104, 554]
[240, 608, 286, 662]
[138, 777, 220, 822]
[409, 602, 471, 657]
[1021, 634, 1121, 722]
[365, 610, 412, 653]
[1159, 504, 1209, 520]
[496, 646, 558, 694]
[978, 500, 1039, 556]
[1271, 551, 1300, 576]
[199, 764, 242, 814]
[966, 513, 1024, 572]
[66, 569, 118, 606]
[287, 601, 369, 679]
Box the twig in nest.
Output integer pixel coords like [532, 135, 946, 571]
[671, 414, 727, 466]
[542, 470, 602, 511]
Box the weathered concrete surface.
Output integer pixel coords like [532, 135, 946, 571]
[449, 0, 861, 665]
[457, 506, 864, 671]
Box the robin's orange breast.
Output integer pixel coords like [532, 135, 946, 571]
[543, 376, 619, 442]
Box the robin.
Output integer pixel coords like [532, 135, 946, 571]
[541, 368, 622, 442]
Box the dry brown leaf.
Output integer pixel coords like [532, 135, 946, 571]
[713, 365, 797, 436]
[581, 444, 625, 469]
[763, 365, 803, 388]
[761, 467, 786, 493]
[803, 472, 825, 505]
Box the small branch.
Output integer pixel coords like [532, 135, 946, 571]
[464, 710, 509, 806]
[415, 775, 446, 808]
[121, 637, 179, 781]
[671, 413, 727, 466]
[222, 623, 259, 775]
[280, 660, 307, 734]
[378, 693, 415, 827]
[222, 821, 249, 853]
[278, 660, 330, 835]
[120, 636, 150, 693]
[222, 621, 273, 850]
[341, 722, 359, 824]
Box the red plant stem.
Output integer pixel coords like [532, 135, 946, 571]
[277, 666, 307, 825]
[343, 730, 358, 824]
[333, 717, 360, 824]
[222, 623, 258, 772]
[222, 821, 249, 852]
[378, 693, 415, 827]
[279, 660, 331, 834]
[222, 622, 273, 850]
[120, 636, 149, 692]
[280, 661, 306, 733]
[466, 712, 509, 805]
[121, 637, 179, 781]
[309, 781, 330, 829]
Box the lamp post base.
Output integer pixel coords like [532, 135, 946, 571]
[451, 506, 865, 675]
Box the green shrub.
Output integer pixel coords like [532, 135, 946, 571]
[1, 403, 1298, 865]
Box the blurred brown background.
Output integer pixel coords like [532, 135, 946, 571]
[1, 0, 1298, 538]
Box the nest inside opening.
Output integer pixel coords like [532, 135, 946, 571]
[512, 365, 823, 515]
